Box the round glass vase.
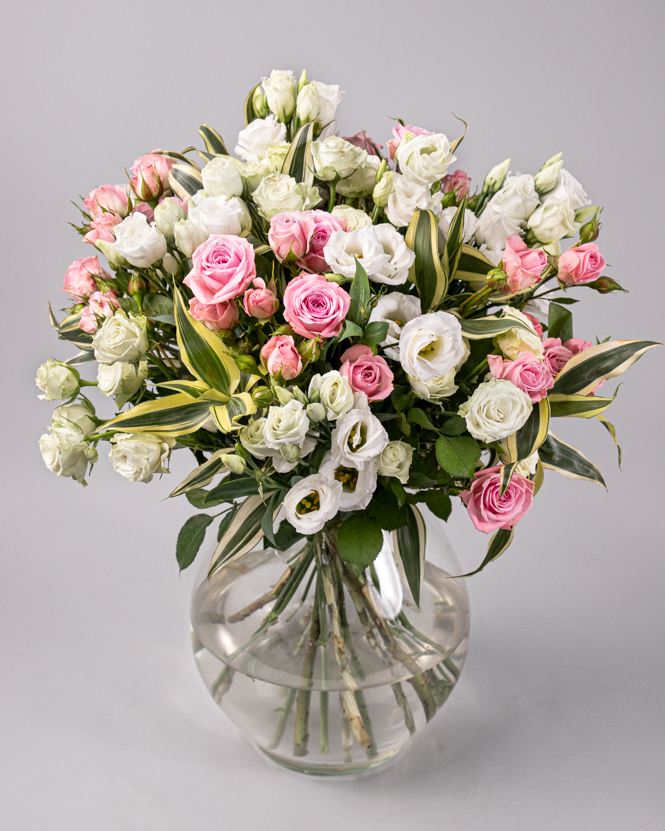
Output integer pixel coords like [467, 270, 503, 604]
[190, 514, 470, 776]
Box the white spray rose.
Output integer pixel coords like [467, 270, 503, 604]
[241, 142, 290, 192]
[239, 417, 272, 460]
[283, 473, 343, 535]
[188, 195, 251, 236]
[262, 69, 297, 122]
[488, 174, 539, 221]
[527, 200, 577, 244]
[252, 173, 321, 221]
[173, 218, 208, 258]
[201, 156, 244, 198]
[438, 207, 480, 244]
[496, 308, 544, 359]
[308, 371, 355, 420]
[331, 205, 372, 230]
[474, 203, 524, 250]
[397, 133, 456, 187]
[541, 169, 590, 211]
[97, 360, 148, 403]
[370, 223, 416, 285]
[336, 156, 382, 198]
[323, 227, 390, 279]
[399, 312, 466, 381]
[154, 198, 185, 240]
[459, 378, 532, 443]
[320, 452, 377, 511]
[331, 407, 389, 470]
[112, 213, 167, 268]
[385, 174, 443, 227]
[92, 310, 148, 364]
[312, 136, 367, 181]
[235, 115, 287, 162]
[52, 402, 96, 435]
[39, 424, 98, 486]
[264, 400, 310, 449]
[373, 171, 395, 208]
[376, 441, 414, 485]
[109, 433, 175, 483]
[35, 360, 79, 401]
[368, 293, 422, 360]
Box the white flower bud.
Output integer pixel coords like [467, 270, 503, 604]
[534, 159, 564, 195]
[162, 252, 179, 276]
[94, 238, 128, 268]
[201, 156, 244, 199]
[372, 171, 395, 208]
[306, 402, 326, 422]
[173, 218, 208, 258]
[274, 386, 294, 406]
[280, 444, 301, 464]
[154, 198, 185, 239]
[482, 158, 511, 194]
[221, 453, 247, 475]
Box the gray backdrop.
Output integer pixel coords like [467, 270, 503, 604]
[1, 1, 664, 828]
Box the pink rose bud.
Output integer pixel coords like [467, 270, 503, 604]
[557, 243, 606, 286]
[501, 235, 549, 294]
[386, 123, 434, 161]
[84, 185, 128, 220]
[62, 256, 110, 301]
[298, 338, 321, 364]
[184, 235, 257, 304]
[129, 151, 174, 201]
[243, 278, 279, 319]
[283, 272, 350, 339]
[268, 211, 316, 263]
[542, 337, 573, 376]
[441, 169, 471, 201]
[522, 312, 544, 339]
[296, 210, 347, 273]
[189, 298, 239, 333]
[461, 465, 535, 534]
[79, 290, 121, 334]
[260, 335, 303, 381]
[487, 352, 554, 403]
[342, 131, 384, 156]
[83, 211, 123, 245]
[339, 344, 394, 402]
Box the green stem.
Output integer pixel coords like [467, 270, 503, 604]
[327, 182, 337, 212]
[391, 683, 416, 736]
[371, 203, 380, 224]
[293, 580, 321, 757]
[316, 579, 329, 756]
[210, 663, 235, 701]
[78, 380, 98, 387]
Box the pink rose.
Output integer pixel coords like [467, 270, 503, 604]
[461, 465, 534, 534]
[297, 210, 347, 273]
[83, 211, 123, 244]
[184, 235, 257, 304]
[342, 131, 384, 156]
[564, 337, 593, 356]
[502, 235, 548, 294]
[129, 151, 173, 201]
[260, 335, 303, 381]
[132, 201, 155, 222]
[523, 312, 544, 339]
[387, 124, 434, 160]
[488, 352, 554, 403]
[268, 211, 315, 263]
[189, 298, 239, 333]
[84, 185, 128, 220]
[79, 290, 120, 334]
[441, 169, 471, 201]
[557, 243, 606, 286]
[339, 344, 394, 402]
[542, 337, 573, 376]
[243, 278, 279, 319]
[62, 256, 110, 301]
[283, 272, 350, 339]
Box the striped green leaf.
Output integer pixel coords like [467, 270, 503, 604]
[548, 392, 615, 419]
[449, 116, 468, 153]
[156, 380, 209, 398]
[169, 449, 229, 498]
[440, 197, 466, 288]
[261, 490, 286, 548]
[551, 340, 660, 396]
[281, 122, 315, 186]
[347, 258, 370, 327]
[392, 504, 426, 607]
[205, 476, 261, 506]
[405, 209, 448, 311]
[243, 84, 262, 126]
[456, 528, 514, 578]
[532, 460, 545, 495]
[199, 124, 229, 156]
[208, 494, 271, 578]
[456, 244, 495, 287]
[154, 150, 201, 169]
[539, 432, 606, 487]
[102, 394, 213, 437]
[499, 462, 520, 497]
[168, 164, 204, 200]
[48, 303, 93, 346]
[64, 349, 95, 366]
[456, 314, 536, 340]
[210, 393, 257, 433]
[503, 398, 551, 464]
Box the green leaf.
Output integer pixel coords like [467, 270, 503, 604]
[360, 320, 389, 346]
[441, 198, 466, 286]
[393, 505, 426, 606]
[549, 392, 615, 419]
[502, 398, 550, 464]
[551, 340, 660, 396]
[143, 293, 175, 325]
[440, 415, 467, 436]
[539, 433, 606, 487]
[102, 394, 213, 437]
[243, 83, 261, 126]
[186, 488, 210, 509]
[347, 259, 370, 327]
[435, 436, 481, 478]
[367, 488, 410, 531]
[425, 492, 452, 522]
[217, 505, 239, 541]
[176, 514, 214, 571]
[407, 408, 437, 431]
[596, 415, 622, 469]
[548, 302, 573, 342]
[456, 244, 495, 285]
[205, 476, 260, 506]
[458, 314, 536, 340]
[281, 122, 315, 187]
[261, 490, 286, 547]
[405, 208, 448, 310]
[337, 514, 383, 567]
[390, 479, 407, 505]
[168, 164, 204, 199]
[337, 319, 364, 343]
[169, 449, 228, 498]
[208, 495, 269, 577]
[199, 124, 229, 156]
[272, 520, 304, 552]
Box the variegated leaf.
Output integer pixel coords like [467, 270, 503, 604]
[449, 115, 468, 153]
[168, 164, 204, 200]
[548, 392, 615, 419]
[455, 527, 515, 578]
[539, 432, 606, 487]
[156, 380, 209, 398]
[405, 209, 448, 311]
[551, 340, 660, 396]
[596, 415, 622, 468]
[210, 393, 257, 433]
[243, 84, 262, 126]
[456, 244, 495, 287]
[281, 122, 315, 187]
[169, 449, 229, 498]
[392, 504, 426, 607]
[455, 313, 536, 340]
[208, 494, 272, 578]
[532, 460, 545, 496]
[64, 349, 96, 366]
[199, 124, 229, 156]
[102, 394, 213, 437]
[153, 150, 201, 169]
[440, 198, 466, 289]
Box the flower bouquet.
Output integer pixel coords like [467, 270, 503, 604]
[37, 68, 658, 773]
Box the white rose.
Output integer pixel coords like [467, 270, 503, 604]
[188, 195, 251, 237]
[92, 310, 148, 364]
[35, 359, 79, 401]
[235, 115, 287, 162]
[330, 204, 372, 230]
[154, 198, 185, 240]
[370, 223, 416, 285]
[264, 400, 310, 449]
[397, 133, 456, 187]
[495, 307, 544, 359]
[112, 213, 167, 268]
[408, 369, 459, 401]
[322, 227, 390, 279]
[311, 136, 367, 182]
[311, 81, 343, 126]
[173, 218, 208, 258]
[39, 423, 97, 486]
[459, 378, 532, 443]
[239, 417, 272, 459]
[331, 407, 389, 470]
[308, 371, 355, 420]
[541, 168, 590, 211]
[336, 156, 382, 198]
[385, 173, 443, 227]
[399, 312, 466, 381]
[488, 174, 539, 221]
[97, 360, 148, 403]
[241, 142, 290, 193]
[296, 83, 320, 123]
[283, 473, 343, 535]
[262, 70, 297, 122]
[474, 203, 524, 250]
[109, 433, 176, 483]
[372, 171, 395, 208]
[252, 173, 321, 221]
[320, 452, 377, 511]
[201, 156, 244, 198]
[527, 200, 577, 244]
[368, 293, 422, 360]
[376, 441, 413, 485]
[438, 207, 480, 244]
[52, 402, 96, 435]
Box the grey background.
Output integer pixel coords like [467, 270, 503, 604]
[1, 0, 664, 828]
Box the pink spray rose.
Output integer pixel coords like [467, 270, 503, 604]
[132, 201, 155, 222]
[487, 352, 554, 403]
[129, 151, 173, 201]
[339, 344, 394, 402]
[387, 124, 434, 160]
[461, 465, 534, 534]
[260, 335, 303, 381]
[523, 312, 544, 339]
[268, 211, 316, 263]
[542, 337, 573, 376]
[564, 338, 593, 356]
[243, 278, 279, 319]
[283, 272, 350, 339]
[84, 185, 128, 220]
[79, 290, 121, 334]
[557, 243, 606, 285]
[62, 256, 110, 301]
[501, 235, 548, 294]
[441, 169, 471, 201]
[184, 235, 257, 304]
[83, 211, 123, 244]
[296, 210, 347, 273]
[342, 131, 384, 156]
[189, 298, 239, 333]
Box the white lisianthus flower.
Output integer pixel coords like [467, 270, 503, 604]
[173, 218, 208, 258]
[331, 204, 372, 230]
[496, 307, 545, 359]
[527, 200, 577, 244]
[336, 156, 382, 198]
[112, 213, 167, 268]
[264, 400, 310, 449]
[262, 69, 297, 122]
[35, 360, 79, 401]
[331, 407, 389, 470]
[488, 174, 539, 221]
[235, 115, 287, 162]
[320, 452, 377, 511]
[477, 244, 504, 267]
[376, 441, 413, 484]
[283, 473, 343, 535]
[372, 171, 395, 208]
[438, 207, 480, 244]
[408, 369, 459, 401]
[201, 156, 244, 198]
[541, 169, 590, 211]
[371, 223, 416, 285]
[311, 136, 367, 182]
[154, 198, 185, 240]
[323, 227, 390, 279]
[522, 297, 550, 324]
[188, 195, 252, 236]
[459, 378, 533, 443]
[397, 133, 456, 186]
[368, 293, 422, 360]
[109, 433, 176, 483]
[241, 143, 290, 192]
[310, 81, 343, 125]
[252, 173, 321, 221]
[39, 424, 98, 486]
[97, 360, 148, 406]
[92, 310, 148, 364]
[399, 312, 466, 381]
[385, 174, 443, 227]
[474, 203, 524, 250]
[52, 402, 96, 436]
[308, 371, 355, 420]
